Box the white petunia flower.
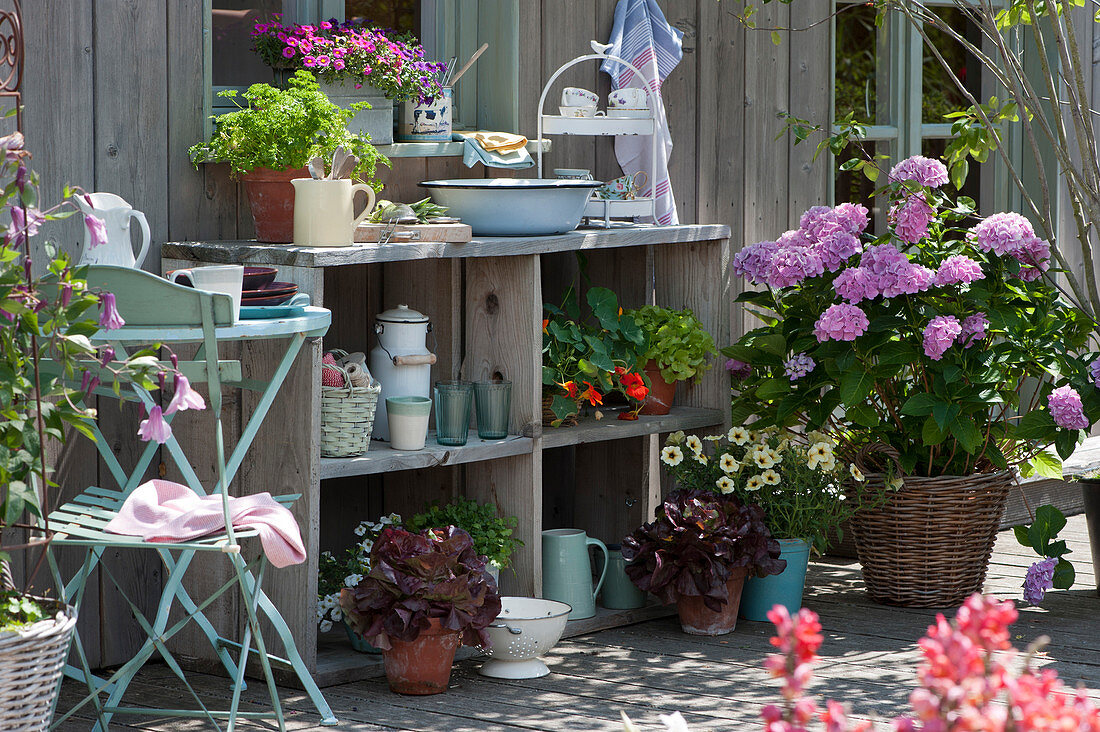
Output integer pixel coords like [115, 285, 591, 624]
[719, 453, 739, 474]
[849, 464, 865, 482]
[716, 476, 735, 494]
[353, 523, 367, 537]
[745, 475, 763, 491]
[344, 573, 363, 587]
[319, 619, 333, 633]
[728, 426, 750, 445]
[752, 449, 775, 470]
[685, 435, 703, 455]
[661, 445, 684, 467]
[761, 469, 780, 485]
[693, 452, 708, 465]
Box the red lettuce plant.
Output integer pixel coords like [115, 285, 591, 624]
[622, 489, 785, 612]
[339, 526, 501, 650]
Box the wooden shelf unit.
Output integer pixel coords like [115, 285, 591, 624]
[162, 223, 731, 686]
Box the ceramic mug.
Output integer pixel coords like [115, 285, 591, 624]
[386, 396, 432, 451]
[553, 168, 593, 180]
[558, 105, 605, 119]
[542, 528, 609, 620]
[561, 87, 599, 107]
[595, 171, 648, 200]
[608, 87, 648, 109]
[169, 265, 244, 321]
[292, 178, 376, 247]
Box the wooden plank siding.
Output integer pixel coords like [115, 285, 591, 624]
[23, 0, 831, 668]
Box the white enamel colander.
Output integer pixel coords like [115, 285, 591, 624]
[479, 597, 572, 679]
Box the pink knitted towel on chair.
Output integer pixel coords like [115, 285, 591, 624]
[105, 479, 306, 568]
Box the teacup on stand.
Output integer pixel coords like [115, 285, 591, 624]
[169, 265, 245, 321]
[561, 87, 599, 107]
[595, 171, 648, 200]
[558, 105, 604, 118]
[608, 87, 649, 110]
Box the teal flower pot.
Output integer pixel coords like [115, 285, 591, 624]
[343, 620, 381, 654]
[739, 538, 811, 621]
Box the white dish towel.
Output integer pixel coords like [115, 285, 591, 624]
[600, 0, 684, 225]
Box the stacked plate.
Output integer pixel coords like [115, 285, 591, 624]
[243, 280, 299, 307]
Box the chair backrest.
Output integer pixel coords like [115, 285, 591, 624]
[83, 265, 235, 327]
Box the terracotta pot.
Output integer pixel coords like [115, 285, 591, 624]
[640, 360, 677, 415]
[381, 618, 461, 695]
[675, 569, 748, 636]
[240, 167, 307, 243]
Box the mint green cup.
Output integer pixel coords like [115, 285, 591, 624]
[386, 396, 432, 450]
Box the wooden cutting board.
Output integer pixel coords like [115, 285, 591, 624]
[355, 222, 473, 243]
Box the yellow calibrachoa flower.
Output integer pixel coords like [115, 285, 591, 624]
[849, 464, 866, 482]
[719, 453, 739, 474]
[752, 449, 775, 470]
[809, 441, 834, 460]
[716, 476, 735, 494]
[761, 469, 780, 485]
[685, 435, 703, 454]
[767, 448, 783, 465]
[728, 426, 750, 445]
[661, 445, 684, 467]
[818, 454, 837, 472]
[745, 475, 763, 491]
[693, 452, 708, 465]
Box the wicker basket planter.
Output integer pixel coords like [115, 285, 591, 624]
[0, 599, 77, 730]
[321, 357, 381, 458]
[850, 469, 1012, 607]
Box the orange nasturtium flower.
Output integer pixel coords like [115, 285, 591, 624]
[542, 318, 549, 334]
[579, 381, 603, 406]
[557, 380, 578, 398]
[621, 372, 649, 402]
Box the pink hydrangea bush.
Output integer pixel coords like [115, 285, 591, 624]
[726, 154, 1097, 483]
[761, 595, 1100, 732]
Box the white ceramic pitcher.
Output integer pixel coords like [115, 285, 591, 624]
[291, 178, 375, 247]
[74, 192, 151, 268]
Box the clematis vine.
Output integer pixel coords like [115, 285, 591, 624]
[166, 373, 207, 414]
[137, 405, 172, 444]
[97, 292, 126, 330]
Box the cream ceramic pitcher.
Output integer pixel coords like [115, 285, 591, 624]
[73, 192, 151, 268]
[291, 178, 375, 247]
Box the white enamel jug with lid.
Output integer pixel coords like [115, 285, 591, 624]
[369, 304, 437, 440]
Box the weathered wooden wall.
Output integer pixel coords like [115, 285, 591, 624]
[22, 0, 830, 668]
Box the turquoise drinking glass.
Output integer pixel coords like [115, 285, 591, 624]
[473, 380, 512, 440]
[434, 380, 474, 446]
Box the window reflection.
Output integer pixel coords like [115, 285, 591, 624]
[212, 0, 282, 87]
[346, 0, 419, 34]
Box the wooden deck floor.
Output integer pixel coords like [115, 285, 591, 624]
[54, 514, 1100, 731]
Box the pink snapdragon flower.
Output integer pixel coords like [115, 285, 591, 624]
[814, 303, 869, 342]
[97, 292, 125, 330]
[922, 315, 962, 360]
[1048, 385, 1088, 430]
[138, 405, 172, 444]
[889, 155, 950, 188]
[933, 255, 984, 286]
[166, 373, 206, 414]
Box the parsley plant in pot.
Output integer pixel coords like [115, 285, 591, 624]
[188, 70, 387, 243]
[339, 526, 500, 695]
[622, 489, 785, 635]
[406, 497, 522, 583]
[725, 155, 1098, 607]
[628, 305, 716, 415]
[657, 428, 862, 620]
[0, 135, 194, 726]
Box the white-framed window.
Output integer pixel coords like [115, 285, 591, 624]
[830, 0, 1022, 228]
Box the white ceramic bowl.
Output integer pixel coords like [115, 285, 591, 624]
[479, 596, 572, 679]
[418, 179, 601, 236]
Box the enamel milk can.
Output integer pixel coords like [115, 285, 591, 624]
[370, 305, 437, 441]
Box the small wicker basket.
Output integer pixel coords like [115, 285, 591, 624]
[0, 562, 78, 731]
[321, 351, 381, 458]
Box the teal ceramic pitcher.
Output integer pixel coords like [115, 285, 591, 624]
[542, 529, 609, 620]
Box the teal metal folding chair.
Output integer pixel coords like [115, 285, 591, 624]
[42, 266, 336, 730]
